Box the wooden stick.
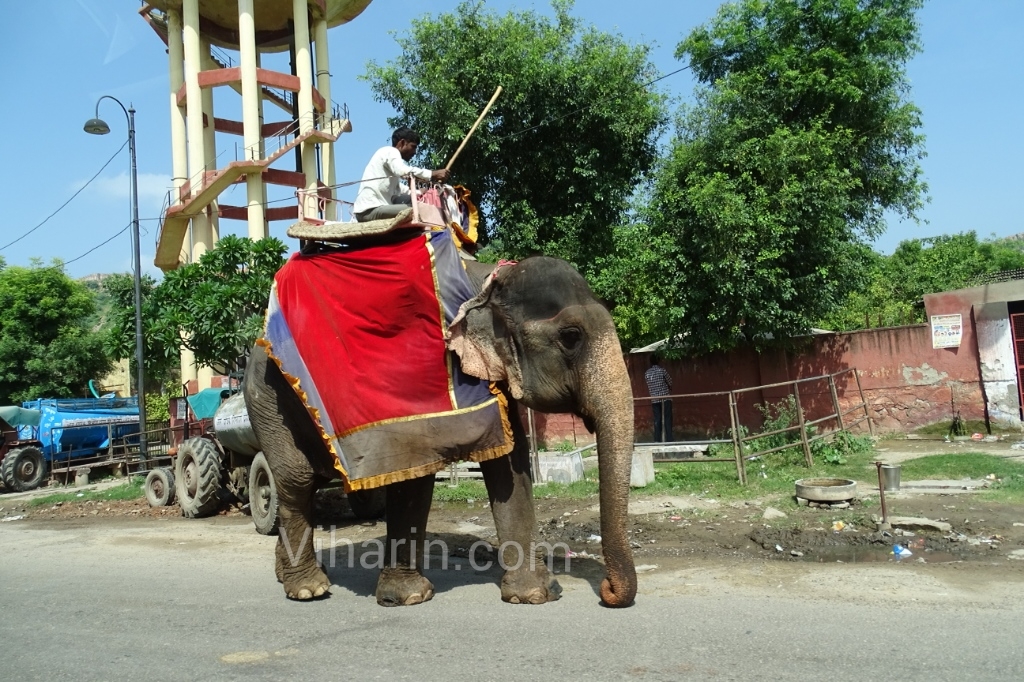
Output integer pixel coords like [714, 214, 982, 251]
[445, 86, 503, 170]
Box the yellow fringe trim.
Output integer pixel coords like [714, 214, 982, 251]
[256, 337, 350, 484]
[256, 340, 515, 492]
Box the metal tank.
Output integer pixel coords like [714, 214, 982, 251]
[212, 393, 260, 457]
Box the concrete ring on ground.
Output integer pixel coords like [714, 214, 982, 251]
[795, 478, 857, 503]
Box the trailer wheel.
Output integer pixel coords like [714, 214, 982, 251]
[175, 438, 222, 518]
[1, 446, 48, 492]
[348, 488, 386, 520]
[144, 468, 176, 507]
[248, 452, 279, 535]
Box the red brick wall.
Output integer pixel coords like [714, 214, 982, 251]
[531, 325, 984, 446]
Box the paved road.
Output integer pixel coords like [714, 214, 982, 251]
[1, 516, 1022, 681]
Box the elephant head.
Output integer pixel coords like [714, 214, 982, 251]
[449, 256, 637, 607]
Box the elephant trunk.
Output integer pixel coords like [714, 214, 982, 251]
[579, 330, 637, 608]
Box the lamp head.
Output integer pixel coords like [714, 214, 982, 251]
[83, 118, 110, 135]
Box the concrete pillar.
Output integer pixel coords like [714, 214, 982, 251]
[293, 0, 319, 220]
[169, 9, 193, 274]
[238, 0, 267, 240]
[183, 0, 211, 260]
[183, 0, 208, 389]
[198, 365, 215, 391]
[256, 50, 270, 216]
[314, 16, 336, 220]
[180, 347, 198, 386]
[167, 9, 188, 212]
[201, 38, 220, 244]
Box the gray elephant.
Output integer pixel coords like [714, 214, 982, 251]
[243, 255, 636, 607]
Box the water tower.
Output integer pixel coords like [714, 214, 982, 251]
[140, 0, 371, 388]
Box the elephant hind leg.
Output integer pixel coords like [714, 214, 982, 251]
[275, 471, 330, 600]
[375, 568, 434, 607]
[276, 528, 330, 600]
[245, 349, 332, 601]
[375, 476, 435, 607]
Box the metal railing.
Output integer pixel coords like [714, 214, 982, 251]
[633, 368, 873, 484]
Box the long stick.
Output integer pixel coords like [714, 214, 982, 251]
[445, 86, 503, 170]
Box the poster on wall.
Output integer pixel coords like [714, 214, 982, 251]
[930, 313, 963, 348]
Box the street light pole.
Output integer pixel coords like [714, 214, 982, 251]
[84, 96, 148, 458]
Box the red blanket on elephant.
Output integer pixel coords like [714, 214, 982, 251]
[259, 229, 512, 490]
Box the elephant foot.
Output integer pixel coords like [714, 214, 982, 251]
[501, 567, 562, 604]
[376, 568, 434, 607]
[277, 557, 331, 600]
[283, 572, 331, 600]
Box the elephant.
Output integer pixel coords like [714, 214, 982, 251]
[243, 255, 637, 607]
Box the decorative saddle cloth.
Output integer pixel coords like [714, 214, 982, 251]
[259, 228, 512, 491]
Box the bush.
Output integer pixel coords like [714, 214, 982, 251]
[811, 430, 872, 465]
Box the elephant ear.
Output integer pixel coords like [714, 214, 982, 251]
[447, 273, 525, 399]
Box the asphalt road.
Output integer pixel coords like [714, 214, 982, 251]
[1, 516, 1022, 681]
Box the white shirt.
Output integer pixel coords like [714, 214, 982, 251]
[353, 146, 433, 215]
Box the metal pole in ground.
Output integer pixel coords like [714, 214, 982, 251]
[875, 461, 891, 531]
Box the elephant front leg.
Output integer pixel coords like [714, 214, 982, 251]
[480, 436, 562, 605]
[376, 476, 435, 607]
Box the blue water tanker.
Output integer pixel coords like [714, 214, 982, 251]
[0, 397, 140, 492]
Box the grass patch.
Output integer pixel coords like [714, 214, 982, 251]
[912, 419, 1018, 437]
[29, 477, 146, 507]
[432, 481, 488, 503]
[897, 453, 1024, 503]
[642, 440, 879, 503]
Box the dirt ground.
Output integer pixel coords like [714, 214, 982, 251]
[4, 439, 1023, 582]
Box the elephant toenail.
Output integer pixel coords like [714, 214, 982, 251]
[297, 589, 312, 600]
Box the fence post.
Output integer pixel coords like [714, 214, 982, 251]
[853, 369, 875, 437]
[792, 384, 814, 467]
[729, 391, 746, 484]
[828, 374, 845, 431]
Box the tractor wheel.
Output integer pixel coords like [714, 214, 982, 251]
[248, 452, 279, 536]
[1, 446, 48, 492]
[347, 488, 386, 520]
[144, 468, 175, 507]
[175, 438, 222, 518]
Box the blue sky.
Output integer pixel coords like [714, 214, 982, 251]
[0, 1, 1021, 279]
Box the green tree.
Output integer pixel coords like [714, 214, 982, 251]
[363, 0, 667, 273]
[603, 0, 927, 353]
[821, 232, 1024, 331]
[124, 236, 287, 377]
[102, 272, 171, 386]
[0, 261, 112, 403]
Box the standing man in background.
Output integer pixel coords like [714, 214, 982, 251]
[644, 355, 673, 442]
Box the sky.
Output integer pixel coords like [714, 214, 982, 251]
[0, 0, 1021, 280]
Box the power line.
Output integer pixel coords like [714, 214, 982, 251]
[0, 140, 128, 252]
[62, 223, 131, 266]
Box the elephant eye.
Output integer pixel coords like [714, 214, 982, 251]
[558, 327, 583, 353]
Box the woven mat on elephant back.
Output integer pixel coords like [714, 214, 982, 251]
[259, 228, 513, 491]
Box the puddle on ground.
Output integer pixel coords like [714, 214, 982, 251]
[801, 547, 964, 564]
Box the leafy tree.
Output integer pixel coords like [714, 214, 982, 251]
[0, 261, 112, 403]
[363, 0, 667, 273]
[821, 232, 1024, 331]
[113, 236, 287, 377]
[602, 0, 928, 353]
[102, 272, 169, 386]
